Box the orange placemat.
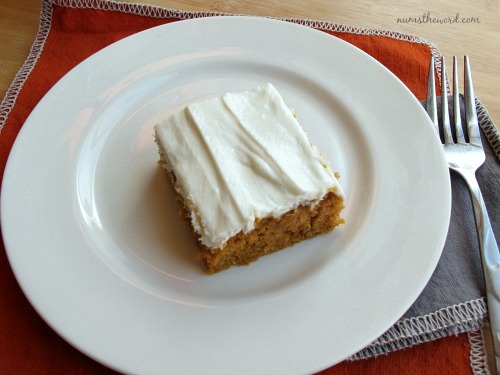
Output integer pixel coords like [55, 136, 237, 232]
[0, 1, 485, 374]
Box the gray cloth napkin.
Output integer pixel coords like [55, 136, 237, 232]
[352, 98, 500, 359]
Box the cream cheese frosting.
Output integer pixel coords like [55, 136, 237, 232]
[154, 83, 344, 249]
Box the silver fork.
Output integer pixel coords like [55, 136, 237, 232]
[427, 56, 500, 373]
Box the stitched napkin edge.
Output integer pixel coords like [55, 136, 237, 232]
[0, 0, 497, 373]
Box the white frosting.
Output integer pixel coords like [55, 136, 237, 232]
[154, 83, 343, 249]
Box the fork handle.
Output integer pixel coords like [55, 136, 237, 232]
[463, 171, 500, 373]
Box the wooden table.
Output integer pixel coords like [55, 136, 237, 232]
[1, 0, 499, 128]
[0, 1, 498, 373]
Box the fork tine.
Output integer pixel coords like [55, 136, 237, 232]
[453, 56, 466, 144]
[426, 57, 439, 135]
[441, 57, 453, 144]
[464, 56, 482, 146]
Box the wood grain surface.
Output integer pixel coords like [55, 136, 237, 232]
[1, 0, 499, 128]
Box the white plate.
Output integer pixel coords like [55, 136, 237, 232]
[1, 16, 450, 375]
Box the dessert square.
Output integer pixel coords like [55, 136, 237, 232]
[154, 83, 344, 273]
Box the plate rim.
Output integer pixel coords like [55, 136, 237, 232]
[1, 15, 451, 374]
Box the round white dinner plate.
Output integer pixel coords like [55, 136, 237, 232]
[1, 16, 450, 375]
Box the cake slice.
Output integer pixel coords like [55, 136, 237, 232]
[154, 83, 344, 274]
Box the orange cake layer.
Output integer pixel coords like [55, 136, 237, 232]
[195, 192, 344, 274]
